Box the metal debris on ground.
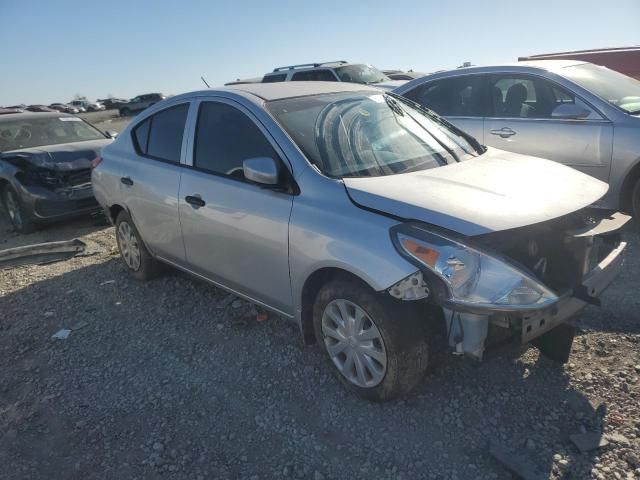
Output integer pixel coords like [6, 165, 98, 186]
[51, 329, 72, 340]
[100, 280, 116, 286]
[569, 432, 609, 453]
[0, 239, 86, 269]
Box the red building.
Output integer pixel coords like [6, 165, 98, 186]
[519, 46, 640, 80]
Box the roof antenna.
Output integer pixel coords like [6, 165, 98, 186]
[201, 76, 211, 88]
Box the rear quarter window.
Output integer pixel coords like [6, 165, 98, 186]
[131, 103, 189, 163]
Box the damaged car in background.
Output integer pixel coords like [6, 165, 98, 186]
[92, 83, 627, 401]
[0, 111, 115, 233]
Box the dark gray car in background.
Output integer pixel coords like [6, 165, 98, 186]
[0, 111, 113, 232]
[393, 60, 640, 222]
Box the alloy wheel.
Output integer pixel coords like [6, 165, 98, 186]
[321, 299, 387, 388]
[117, 221, 141, 271]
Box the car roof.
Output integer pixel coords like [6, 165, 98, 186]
[224, 81, 380, 101]
[436, 59, 588, 76]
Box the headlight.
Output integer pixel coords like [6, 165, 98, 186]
[392, 225, 557, 310]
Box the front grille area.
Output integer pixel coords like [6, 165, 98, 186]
[34, 197, 99, 217]
[34, 168, 92, 188]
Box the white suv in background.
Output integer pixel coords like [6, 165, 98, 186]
[260, 61, 406, 90]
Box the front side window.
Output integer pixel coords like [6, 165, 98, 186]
[267, 92, 482, 178]
[404, 76, 485, 117]
[489, 75, 591, 119]
[132, 103, 188, 162]
[560, 63, 640, 114]
[194, 102, 278, 181]
[0, 116, 105, 152]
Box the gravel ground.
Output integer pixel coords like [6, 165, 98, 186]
[1, 211, 639, 480]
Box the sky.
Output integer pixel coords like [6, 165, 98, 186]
[1, 0, 639, 105]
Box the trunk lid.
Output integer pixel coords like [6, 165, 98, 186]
[343, 148, 608, 236]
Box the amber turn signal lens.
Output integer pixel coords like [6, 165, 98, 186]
[401, 238, 440, 267]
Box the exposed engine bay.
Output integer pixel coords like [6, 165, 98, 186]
[445, 209, 629, 361]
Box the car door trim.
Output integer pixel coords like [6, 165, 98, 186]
[155, 254, 295, 319]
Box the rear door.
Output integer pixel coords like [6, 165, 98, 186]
[483, 74, 613, 181]
[120, 102, 190, 263]
[401, 74, 487, 142]
[178, 98, 294, 314]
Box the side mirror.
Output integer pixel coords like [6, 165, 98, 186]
[243, 157, 279, 185]
[104, 130, 118, 139]
[551, 103, 591, 120]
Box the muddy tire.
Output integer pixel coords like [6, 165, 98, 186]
[115, 210, 162, 281]
[1, 184, 38, 234]
[313, 279, 430, 402]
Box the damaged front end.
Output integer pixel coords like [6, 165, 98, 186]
[2, 148, 101, 220]
[389, 209, 628, 361]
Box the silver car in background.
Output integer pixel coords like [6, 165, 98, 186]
[92, 82, 627, 401]
[393, 61, 640, 222]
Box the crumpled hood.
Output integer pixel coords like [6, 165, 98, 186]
[343, 148, 608, 236]
[1, 138, 111, 171]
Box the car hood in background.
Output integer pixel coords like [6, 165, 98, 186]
[1, 139, 112, 171]
[343, 148, 608, 236]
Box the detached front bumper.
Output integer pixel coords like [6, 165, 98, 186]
[519, 240, 626, 343]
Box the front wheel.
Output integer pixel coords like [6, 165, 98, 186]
[115, 211, 162, 281]
[1, 185, 37, 233]
[313, 279, 430, 401]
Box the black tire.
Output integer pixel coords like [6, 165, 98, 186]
[114, 210, 162, 281]
[119, 107, 131, 117]
[632, 179, 640, 230]
[312, 279, 430, 402]
[1, 184, 38, 234]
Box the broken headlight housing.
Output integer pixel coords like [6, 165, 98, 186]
[391, 224, 557, 311]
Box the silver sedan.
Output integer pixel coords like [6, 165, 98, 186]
[92, 82, 626, 400]
[393, 60, 640, 222]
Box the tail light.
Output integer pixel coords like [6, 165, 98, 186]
[91, 156, 103, 169]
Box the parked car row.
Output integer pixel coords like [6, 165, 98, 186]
[90, 79, 629, 400]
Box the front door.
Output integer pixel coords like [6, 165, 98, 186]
[483, 74, 613, 181]
[178, 99, 294, 315]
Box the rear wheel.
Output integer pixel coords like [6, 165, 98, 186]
[1, 185, 37, 234]
[313, 279, 430, 401]
[120, 107, 131, 117]
[115, 211, 161, 280]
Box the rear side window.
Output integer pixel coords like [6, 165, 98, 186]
[262, 74, 287, 83]
[132, 103, 188, 162]
[291, 70, 337, 81]
[404, 76, 485, 117]
[194, 102, 278, 181]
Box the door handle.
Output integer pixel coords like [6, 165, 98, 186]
[120, 176, 134, 186]
[185, 195, 206, 208]
[490, 127, 517, 138]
